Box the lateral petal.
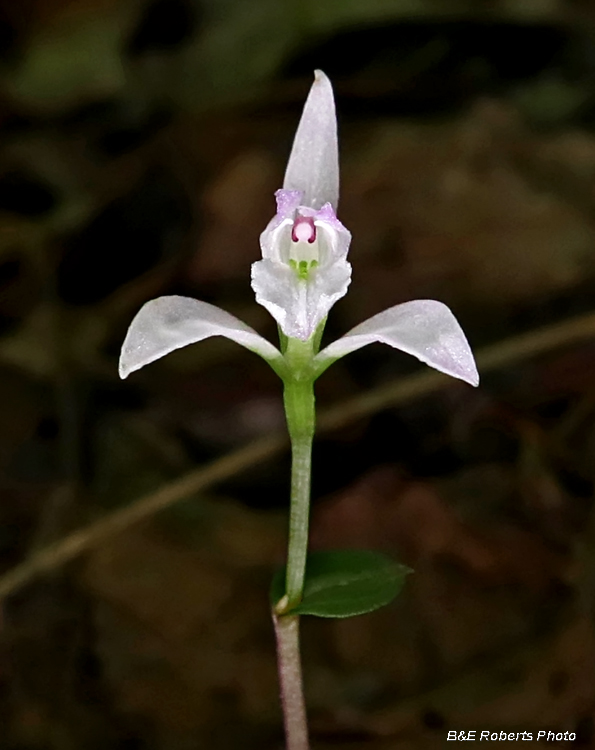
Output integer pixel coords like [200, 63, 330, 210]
[315, 300, 479, 386]
[119, 295, 282, 379]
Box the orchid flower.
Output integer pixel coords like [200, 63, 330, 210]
[119, 70, 478, 389]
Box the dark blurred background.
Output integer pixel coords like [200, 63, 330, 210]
[2, 0, 595, 747]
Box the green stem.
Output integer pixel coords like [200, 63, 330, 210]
[283, 377, 315, 608]
[274, 336, 317, 750]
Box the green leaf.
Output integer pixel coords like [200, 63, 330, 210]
[271, 549, 411, 618]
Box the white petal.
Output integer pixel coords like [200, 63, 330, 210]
[259, 196, 351, 268]
[259, 193, 297, 263]
[251, 257, 351, 341]
[119, 295, 282, 378]
[315, 205, 352, 262]
[315, 300, 479, 386]
[283, 70, 339, 210]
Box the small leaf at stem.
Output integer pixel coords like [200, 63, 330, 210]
[271, 549, 411, 618]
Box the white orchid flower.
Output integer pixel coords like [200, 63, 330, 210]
[119, 70, 478, 388]
[251, 71, 351, 342]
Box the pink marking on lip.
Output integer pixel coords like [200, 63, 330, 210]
[291, 216, 316, 243]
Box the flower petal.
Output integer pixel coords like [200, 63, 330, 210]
[259, 196, 351, 267]
[119, 295, 282, 379]
[314, 204, 352, 263]
[315, 300, 479, 386]
[259, 190, 300, 263]
[251, 257, 351, 341]
[283, 70, 339, 210]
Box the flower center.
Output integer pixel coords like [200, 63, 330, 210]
[289, 216, 319, 279]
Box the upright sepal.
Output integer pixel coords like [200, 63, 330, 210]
[119, 295, 283, 379]
[283, 70, 339, 210]
[314, 300, 479, 386]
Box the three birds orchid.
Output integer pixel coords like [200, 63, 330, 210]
[119, 71, 478, 389]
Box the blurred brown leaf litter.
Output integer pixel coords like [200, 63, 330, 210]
[3, 0, 595, 748]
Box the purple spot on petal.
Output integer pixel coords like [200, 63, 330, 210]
[274, 189, 302, 218]
[291, 215, 316, 243]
